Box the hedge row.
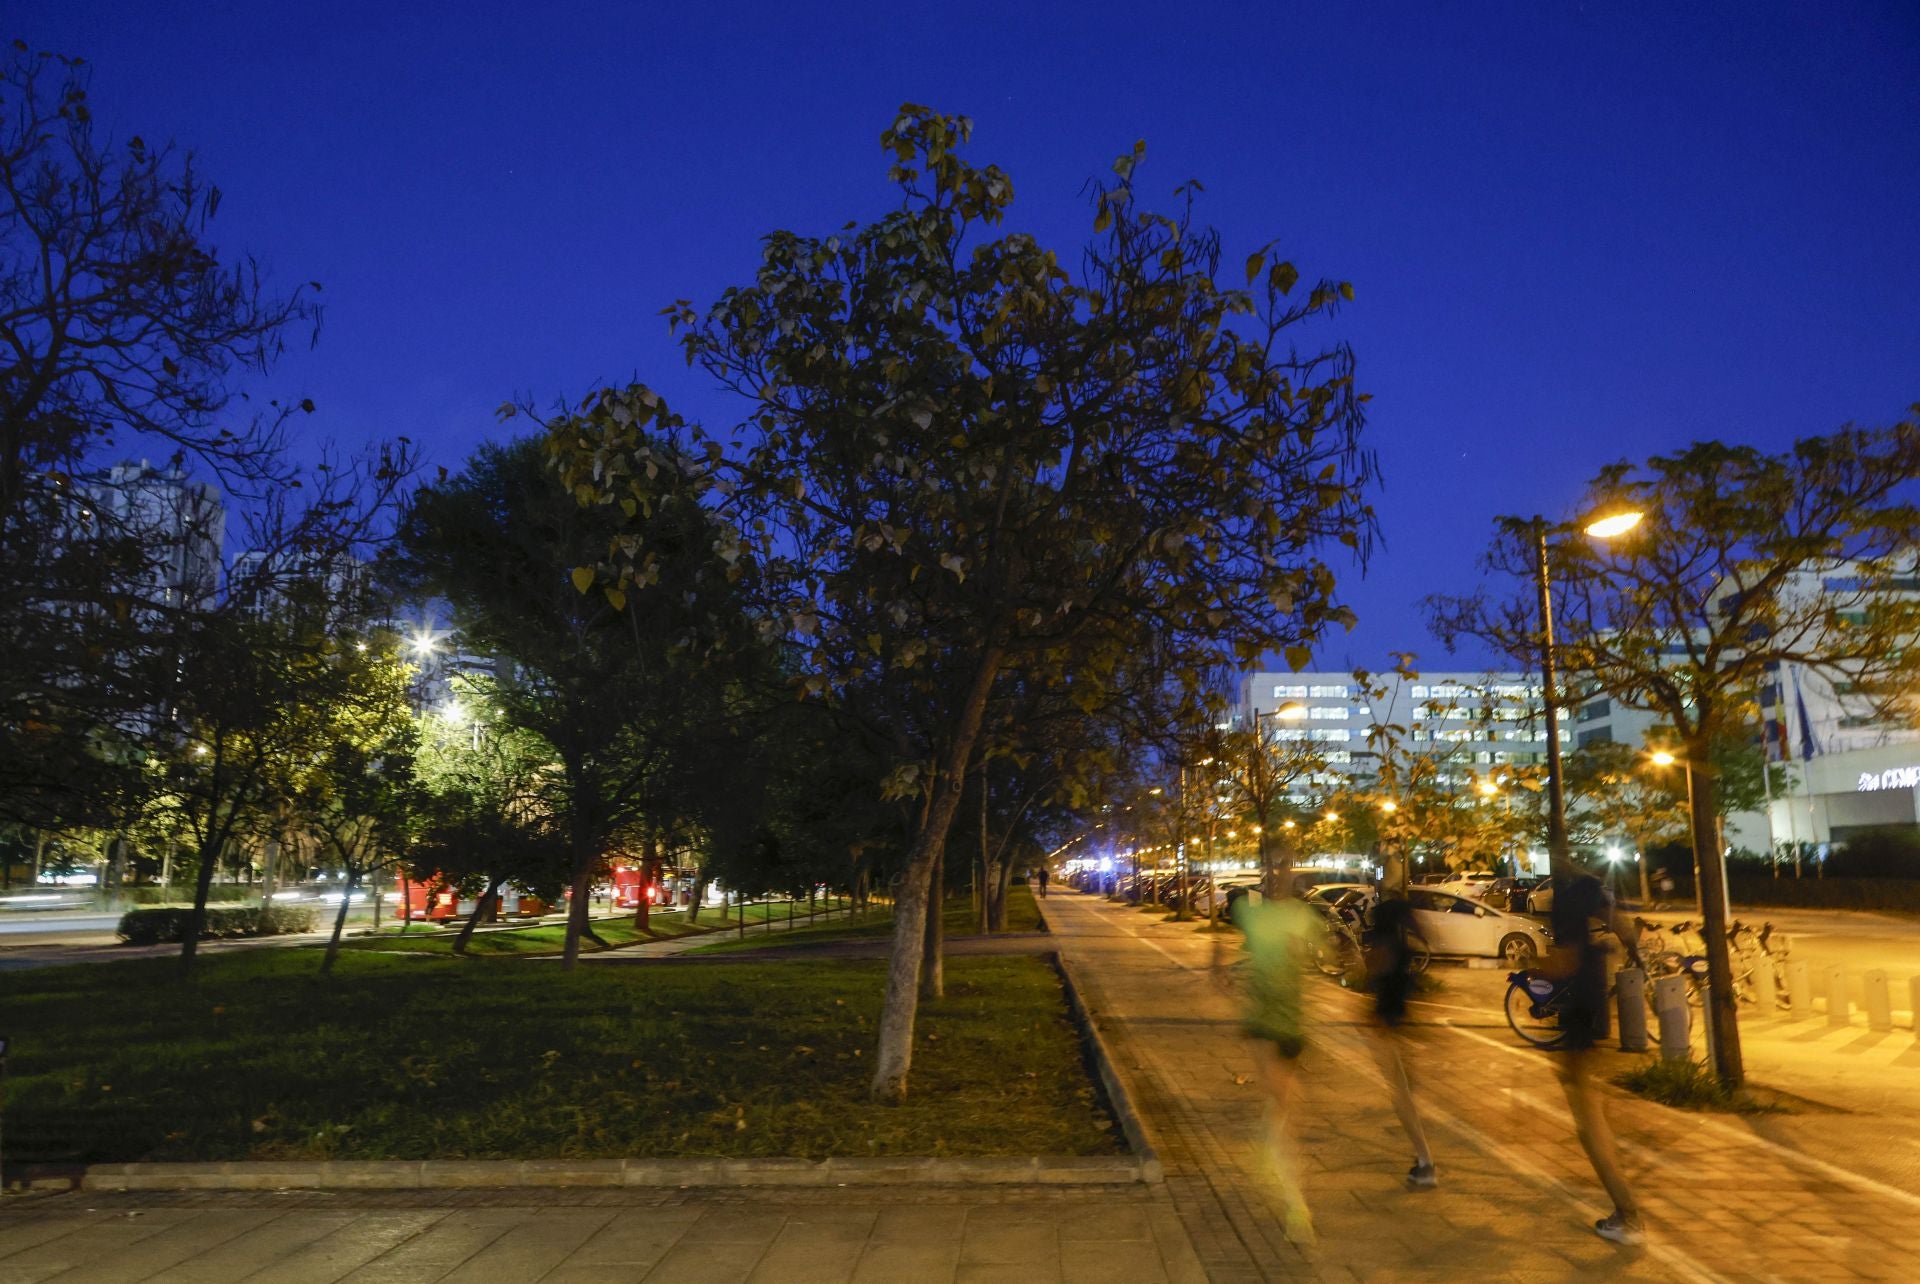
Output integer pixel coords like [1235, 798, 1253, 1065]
[1662, 875, 1920, 914]
[115, 905, 320, 946]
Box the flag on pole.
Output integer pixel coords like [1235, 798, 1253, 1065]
[1791, 667, 1821, 761]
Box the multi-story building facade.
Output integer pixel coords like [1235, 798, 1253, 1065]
[78, 460, 225, 611]
[1239, 668, 1564, 795]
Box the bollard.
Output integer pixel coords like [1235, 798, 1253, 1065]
[1864, 970, 1892, 1033]
[1615, 967, 1649, 1052]
[1826, 965, 1850, 1028]
[1652, 974, 1691, 1061]
[1749, 958, 1777, 1016]
[1787, 960, 1813, 1017]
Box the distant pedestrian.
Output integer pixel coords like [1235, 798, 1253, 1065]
[1362, 893, 1437, 1189]
[1214, 891, 1318, 1244]
[1036, 866, 1050, 898]
[1547, 864, 1645, 1245]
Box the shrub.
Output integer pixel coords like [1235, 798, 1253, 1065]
[1614, 1058, 1782, 1114]
[116, 905, 319, 946]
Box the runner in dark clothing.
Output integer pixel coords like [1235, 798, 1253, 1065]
[1363, 894, 1436, 1188]
[1546, 868, 1644, 1245]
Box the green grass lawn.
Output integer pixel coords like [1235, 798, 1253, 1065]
[687, 885, 1043, 956]
[0, 947, 1119, 1164]
[349, 900, 822, 957]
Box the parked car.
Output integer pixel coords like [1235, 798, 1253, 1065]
[1406, 887, 1552, 965]
[1436, 871, 1500, 897]
[1510, 876, 1554, 916]
[1303, 881, 1375, 908]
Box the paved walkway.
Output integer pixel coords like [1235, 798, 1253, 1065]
[0, 1187, 1205, 1284]
[1040, 892, 1920, 1282]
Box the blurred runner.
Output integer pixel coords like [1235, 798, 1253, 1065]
[1363, 892, 1437, 1188]
[1548, 864, 1644, 1245]
[1214, 890, 1318, 1243]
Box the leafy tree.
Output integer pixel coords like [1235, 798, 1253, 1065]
[1429, 420, 1920, 1086]
[160, 602, 335, 968]
[1217, 715, 1332, 898]
[283, 634, 422, 973]
[394, 437, 755, 968]
[412, 690, 569, 953]
[1565, 741, 1689, 902]
[0, 44, 323, 829]
[549, 107, 1377, 1098]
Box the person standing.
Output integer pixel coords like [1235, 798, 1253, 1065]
[1214, 891, 1318, 1243]
[1362, 893, 1437, 1189]
[1548, 865, 1644, 1245]
[1036, 866, 1050, 898]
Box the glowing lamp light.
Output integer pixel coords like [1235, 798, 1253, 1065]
[1584, 510, 1645, 539]
[1324, 811, 1339, 822]
[1275, 703, 1308, 720]
[1477, 781, 1499, 797]
[1379, 800, 1398, 814]
[1282, 820, 1296, 830]
[1650, 750, 1677, 767]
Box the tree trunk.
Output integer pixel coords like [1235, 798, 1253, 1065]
[561, 860, 599, 970]
[920, 844, 944, 999]
[320, 873, 358, 975]
[870, 647, 1003, 1101]
[688, 867, 711, 923]
[179, 827, 227, 972]
[1685, 743, 1744, 1087]
[453, 876, 503, 955]
[635, 831, 660, 932]
[991, 858, 1013, 931]
[1636, 846, 1652, 905]
[977, 770, 991, 934]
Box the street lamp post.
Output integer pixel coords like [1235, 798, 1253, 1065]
[1532, 519, 1574, 882]
[1532, 510, 1643, 882]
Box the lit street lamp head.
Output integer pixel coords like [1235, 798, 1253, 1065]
[1650, 750, 1677, 767]
[1583, 509, 1645, 539]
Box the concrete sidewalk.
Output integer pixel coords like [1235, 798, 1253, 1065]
[1039, 892, 1920, 1282]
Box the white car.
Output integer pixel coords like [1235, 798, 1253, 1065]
[1435, 872, 1500, 899]
[1303, 882, 1374, 908]
[1406, 888, 1552, 966]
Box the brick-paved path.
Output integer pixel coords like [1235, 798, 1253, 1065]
[1041, 892, 1920, 1282]
[0, 1186, 1204, 1283]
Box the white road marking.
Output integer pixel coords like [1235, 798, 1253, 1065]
[1434, 1016, 1920, 1214]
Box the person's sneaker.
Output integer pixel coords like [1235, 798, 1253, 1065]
[1594, 1213, 1644, 1246]
[1405, 1161, 1438, 1189]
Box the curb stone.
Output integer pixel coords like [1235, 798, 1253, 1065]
[1035, 900, 1168, 1184]
[17, 1153, 1151, 1193]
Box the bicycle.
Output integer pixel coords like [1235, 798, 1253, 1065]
[1505, 968, 1579, 1048]
[1314, 904, 1430, 987]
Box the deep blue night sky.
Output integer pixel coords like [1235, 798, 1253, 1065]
[16, 1, 1920, 668]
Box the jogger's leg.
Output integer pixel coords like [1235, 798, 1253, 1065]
[1371, 1027, 1432, 1169]
[1556, 1049, 1638, 1220]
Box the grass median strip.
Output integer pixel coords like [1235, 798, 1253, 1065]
[0, 946, 1120, 1164]
[687, 886, 1044, 956]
